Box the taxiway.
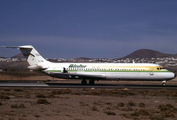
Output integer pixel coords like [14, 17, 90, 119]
[0, 80, 177, 90]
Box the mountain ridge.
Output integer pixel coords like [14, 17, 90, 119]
[3, 49, 177, 59]
[122, 49, 175, 59]
[11, 53, 25, 58]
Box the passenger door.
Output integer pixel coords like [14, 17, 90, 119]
[149, 68, 154, 75]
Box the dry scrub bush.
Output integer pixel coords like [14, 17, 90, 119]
[138, 90, 149, 96]
[46, 93, 55, 98]
[122, 105, 133, 111]
[14, 88, 24, 92]
[105, 102, 112, 105]
[36, 98, 50, 104]
[62, 88, 72, 94]
[93, 101, 101, 105]
[127, 101, 136, 106]
[105, 111, 116, 115]
[98, 89, 108, 94]
[117, 102, 125, 107]
[4, 89, 10, 91]
[11, 103, 25, 108]
[82, 88, 88, 91]
[34, 115, 40, 118]
[152, 89, 169, 96]
[89, 89, 135, 96]
[138, 89, 177, 97]
[161, 110, 175, 118]
[158, 104, 176, 112]
[120, 101, 136, 111]
[131, 109, 150, 117]
[90, 91, 100, 95]
[22, 114, 28, 117]
[24, 93, 31, 98]
[171, 90, 177, 97]
[1, 91, 11, 95]
[138, 102, 145, 108]
[158, 104, 176, 118]
[83, 89, 108, 95]
[117, 90, 135, 96]
[149, 114, 163, 120]
[35, 94, 46, 98]
[11, 104, 18, 108]
[90, 105, 98, 111]
[52, 89, 72, 94]
[108, 89, 135, 96]
[0, 95, 10, 99]
[80, 102, 89, 106]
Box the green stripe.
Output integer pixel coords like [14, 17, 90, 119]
[67, 70, 170, 73]
[47, 70, 170, 73]
[47, 70, 61, 72]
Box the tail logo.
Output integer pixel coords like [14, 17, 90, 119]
[29, 53, 35, 58]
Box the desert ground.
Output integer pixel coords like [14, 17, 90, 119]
[1, 87, 177, 120]
[0, 71, 177, 120]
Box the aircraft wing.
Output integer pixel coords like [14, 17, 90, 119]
[2, 45, 33, 49]
[48, 72, 106, 79]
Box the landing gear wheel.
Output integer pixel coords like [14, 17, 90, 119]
[89, 80, 95, 85]
[162, 83, 166, 86]
[162, 80, 166, 87]
[81, 79, 87, 85]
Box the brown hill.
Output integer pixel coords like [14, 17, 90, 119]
[123, 49, 174, 59]
[11, 53, 25, 58]
[0, 61, 28, 69]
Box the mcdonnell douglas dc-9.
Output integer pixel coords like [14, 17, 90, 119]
[3, 45, 176, 86]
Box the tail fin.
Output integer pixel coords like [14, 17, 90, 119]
[2, 45, 49, 70]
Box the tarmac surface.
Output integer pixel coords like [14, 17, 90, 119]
[0, 80, 177, 90]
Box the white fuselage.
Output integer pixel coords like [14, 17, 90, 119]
[44, 62, 175, 81]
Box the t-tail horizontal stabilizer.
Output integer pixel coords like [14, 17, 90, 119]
[2, 45, 49, 70]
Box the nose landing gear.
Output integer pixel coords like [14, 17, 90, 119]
[162, 80, 166, 86]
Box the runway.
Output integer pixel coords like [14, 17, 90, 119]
[0, 80, 177, 90]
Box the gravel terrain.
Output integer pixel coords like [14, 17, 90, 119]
[0, 88, 177, 120]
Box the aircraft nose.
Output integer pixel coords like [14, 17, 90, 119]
[168, 72, 176, 80]
[174, 73, 176, 78]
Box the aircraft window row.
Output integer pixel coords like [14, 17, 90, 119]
[66, 68, 145, 71]
[157, 67, 164, 70]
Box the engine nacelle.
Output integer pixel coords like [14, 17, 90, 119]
[28, 64, 48, 70]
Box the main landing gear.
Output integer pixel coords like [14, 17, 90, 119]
[81, 79, 95, 85]
[89, 79, 95, 85]
[81, 79, 87, 85]
[162, 80, 166, 86]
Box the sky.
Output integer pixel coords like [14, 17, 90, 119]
[0, 0, 177, 59]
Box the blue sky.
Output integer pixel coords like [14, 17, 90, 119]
[0, 0, 177, 59]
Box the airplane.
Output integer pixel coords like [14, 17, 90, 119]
[2, 45, 176, 86]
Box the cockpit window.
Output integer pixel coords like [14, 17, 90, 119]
[160, 66, 164, 69]
[157, 66, 164, 70]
